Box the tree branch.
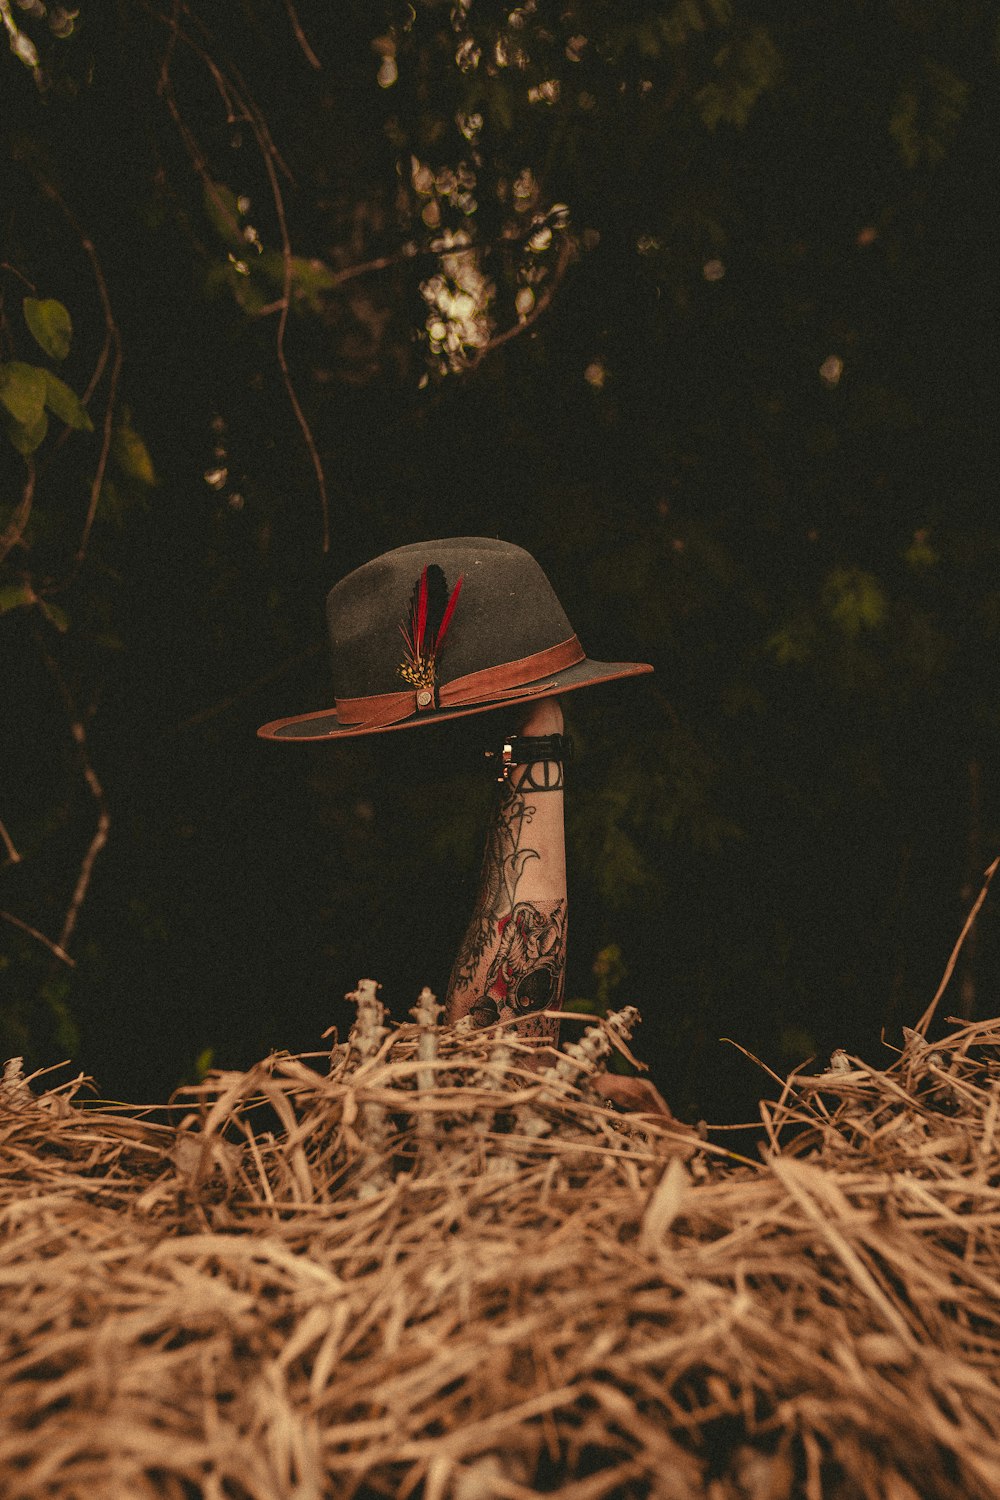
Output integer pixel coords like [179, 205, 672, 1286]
[913, 854, 1000, 1036]
[257, 127, 332, 552]
[38, 643, 111, 958]
[32, 177, 123, 586]
[282, 0, 321, 70]
[0, 817, 22, 866]
[0, 909, 76, 967]
[148, 0, 330, 549]
[0, 460, 36, 565]
[472, 234, 574, 366]
[249, 249, 433, 319]
[0, 261, 36, 292]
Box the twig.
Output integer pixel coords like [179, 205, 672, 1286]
[0, 261, 36, 291]
[155, 0, 239, 125]
[958, 758, 983, 1019]
[720, 1035, 791, 1091]
[329, 250, 415, 289]
[148, 0, 330, 550]
[0, 909, 76, 966]
[58, 743, 110, 956]
[471, 235, 574, 366]
[0, 817, 21, 865]
[913, 855, 1000, 1037]
[32, 178, 122, 585]
[38, 643, 110, 957]
[165, 2, 294, 183]
[282, 0, 321, 69]
[256, 124, 331, 551]
[249, 250, 443, 320]
[0, 461, 36, 565]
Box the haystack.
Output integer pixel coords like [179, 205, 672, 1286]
[1, 983, 999, 1499]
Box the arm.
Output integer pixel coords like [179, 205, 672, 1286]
[446, 696, 567, 1044]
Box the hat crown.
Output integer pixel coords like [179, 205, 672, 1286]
[327, 537, 574, 701]
[257, 534, 651, 740]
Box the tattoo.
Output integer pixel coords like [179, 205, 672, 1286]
[447, 769, 567, 1034]
[516, 757, 564, 792]
[469, 898, 567, 1031]
[448, 783, 538, 996]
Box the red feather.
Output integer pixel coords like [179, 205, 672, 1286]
[398, 563, 463, 690]
[414, 566, 428, 656]
[434, 574, 463, 652]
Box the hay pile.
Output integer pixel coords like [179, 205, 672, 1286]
[2, 984, 1000, 1500]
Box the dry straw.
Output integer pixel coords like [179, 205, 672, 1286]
[2, 982, 1000, 1499]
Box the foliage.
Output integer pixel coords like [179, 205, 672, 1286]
[2, 1, 1000, 1119]
[0, 301, 92, 458]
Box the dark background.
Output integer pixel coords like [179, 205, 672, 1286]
[3, 1, 1000, 1123]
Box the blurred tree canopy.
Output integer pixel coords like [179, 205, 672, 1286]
[2, 0, 1000, 1118]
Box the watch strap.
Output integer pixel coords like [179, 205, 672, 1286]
[484, 733, 573, 784]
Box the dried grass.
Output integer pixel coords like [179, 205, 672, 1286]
[2, 988, 999, 1500]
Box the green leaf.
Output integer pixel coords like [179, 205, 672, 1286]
[0, 362, 47, 427]
[3, 408, 49, 455]
[889, 62, 969, 170]
[112, 418, 157, 486]
[0, 583, 37, 615]
[283, 254, 339, 312]
[194, 1047, 215, 1081]
[40, 978, 80, 1056]
[43, 371, 94, 431]
[823, 567, 886, 636]
[563, 996, 602, 1015]
[696, 25, 781, 130]
[904, 531, 937, 570]
[593, 941, 627, 1007]
[202, 180, 244, 249]
[94, 629, 126, 652]
[38, 599, 69, 633]
[779, 1024, 819, 1062]
[767, 623, 813, 665]
[204, 260, 273, 316]
[23, 297, 73, 361]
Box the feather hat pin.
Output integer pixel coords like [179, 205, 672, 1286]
[398, 563, 464, 696]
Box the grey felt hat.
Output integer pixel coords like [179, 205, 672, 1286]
[257, 537, 652, 741]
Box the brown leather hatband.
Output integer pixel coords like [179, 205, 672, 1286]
[333, 635, 585, 730]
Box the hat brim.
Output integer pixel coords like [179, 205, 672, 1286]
[257, 658, 653, 741]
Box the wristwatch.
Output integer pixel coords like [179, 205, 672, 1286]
[485, 733, 573, 784]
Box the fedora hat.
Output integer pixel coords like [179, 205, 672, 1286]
[257, 537, 652, 741]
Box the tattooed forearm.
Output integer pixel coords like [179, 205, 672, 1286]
[447, 782, 537, 996]
[448, 699, 568, 1040]
[471, 897, 567, 1032]
[447, 770, 567, 1036]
